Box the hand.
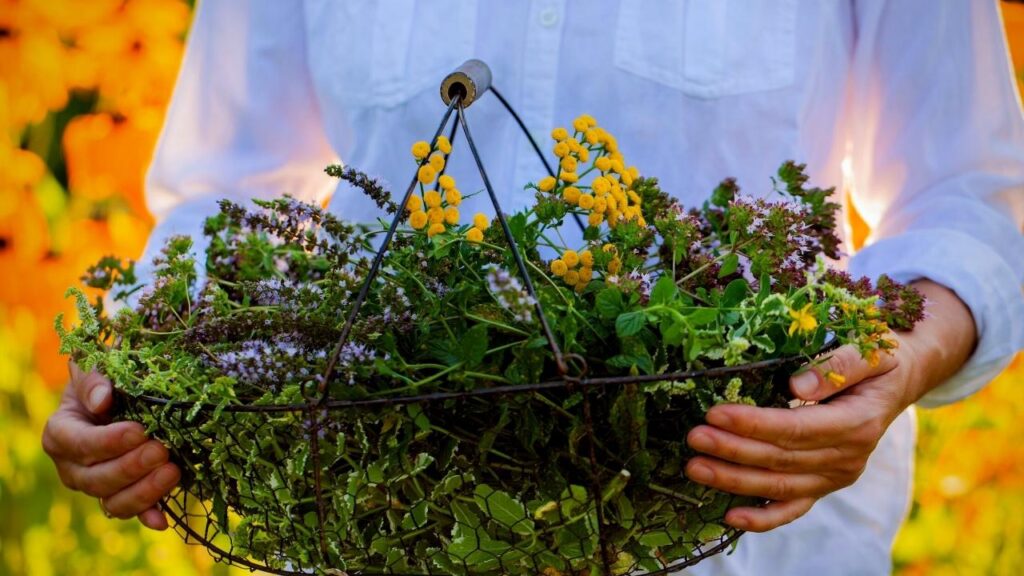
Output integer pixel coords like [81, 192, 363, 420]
[684, 280, 977, 533]
[42, 361, 181, 530]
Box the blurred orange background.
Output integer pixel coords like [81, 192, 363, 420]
[0, 1, 1021, 574]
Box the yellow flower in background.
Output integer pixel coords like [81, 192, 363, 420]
[538, 176, 557, 192]
[466, 227, 483, 243]
[445, 188, 462, 206]
[472, 213, 490, 230]
[427, 206, 445, 225]
[579, 250, 594, 268]
[553, 141, 570, 158]
[559, 170, 578, 183]
[588, 211, 603, 227]
[788, 304, 818, 336]
[562, 250, 579, 268]
[578, 194, 595, 210]
[560, 156, 577, 172]
[551, 127, 569, 141]
[562, 186, 581, 205]
[429, 152, 445, 172]
[438, 174, 456, 190]
[550, 259, 568, 277]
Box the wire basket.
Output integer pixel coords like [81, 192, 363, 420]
[113, 60, 825, 576]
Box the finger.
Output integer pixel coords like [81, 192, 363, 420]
[685, 456, 827, 500]
[69, 361, 114, 416]
[687, 425, 842, 473]
[42, 412, 147, 465]
[137, 506, 170, 531]
[789, 344, 898, 402]
[725, 497, 816, 532]
[705, 402, 853, 451]
[100, 463, 181, 520]
[65, 440, 169, 498]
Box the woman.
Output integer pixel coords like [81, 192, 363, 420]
[43, 2, 1024, 573]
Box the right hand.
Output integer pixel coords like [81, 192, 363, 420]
[42, 361, 181, 530]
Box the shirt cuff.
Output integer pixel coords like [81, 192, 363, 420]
[847, 228, 1024, 408]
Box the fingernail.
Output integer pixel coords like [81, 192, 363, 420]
[140, 444, 165, 468]
[121, 428, 146, 449]
[791, 371, 818, 398]
[686, 461, 715, 483]
[706, 409, 732, 429]
[154, 465, 178, 487]
[88, 386, 108, 412]
[688, 430, 715, 452]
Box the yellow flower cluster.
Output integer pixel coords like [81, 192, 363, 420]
[549, 249, 595, 292]
[407, 136, 461, 237]
[544, 115, 644, 229]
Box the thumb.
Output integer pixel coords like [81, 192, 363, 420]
[68, 361, 114, 417]
[789, 344, 898, 402]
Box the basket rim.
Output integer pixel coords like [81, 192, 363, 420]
[116, 339, 839, 414]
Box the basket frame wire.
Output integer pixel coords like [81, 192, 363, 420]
[131, 63, 834, 574]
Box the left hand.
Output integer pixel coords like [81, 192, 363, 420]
[684, 280, 977, 532]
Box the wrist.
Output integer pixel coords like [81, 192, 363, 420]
[898, 279, 977, 404]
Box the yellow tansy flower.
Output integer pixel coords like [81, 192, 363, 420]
[602, 243, 617, 254]
[584, 129, 601, 145]
[409, 210, 428, 230]
[406, 194, 423, 213]
[562, 250, 580, 268]
[610, 159, 625, 174]
[627, 190, 642, 205]
[427, 207, 445, 225]
[429, 152, 446, 172]
[579, 250, 594, 267]
[444, 206, 460, 225]
[594, 157, 612, 172]
[427, 222, 446, 237]
[553, 141, 570, 158]
[608, 257, 622, 275]
[551, 127, 569, 141]
[627, 166, 640, 180]
[446, 188, 462, 206]
[578, 194, 595, 210]
[538, 176, 557, 192]
[578, 267, 594, 283]
[592, 176, 611, 195]
[550, 259, 568, 277]
[424, 190, 442, 208]
[436, 135, 452, 154]
[560, 156, 578, 172]
[466, 227, 484, 243]
[621, 171, 634, 187]
[573, 117, 589, 132]
[564, 270, 580, 286]
[560, 170, 579, 183]
[788, 304, 818, 336]
[593, 197, 608, 214]
[577, 148, 590, 163]
[473, 212, 490, 230]
[418, 164, 437, 185]
[588, 211, 604, 227]
[563, 186, 581, 205]
[411, 141, 431, 159]
[438, 174, 456, 190]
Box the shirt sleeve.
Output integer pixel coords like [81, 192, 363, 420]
[846, 0, 1024, 408]
[135, 0, 340, 297]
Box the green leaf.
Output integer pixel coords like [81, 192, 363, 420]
[718, 253, 740, 278]
[687, 308, 718, 326]
[649, 276, 677, 306]
[615, 311, 646, 338]
[473, 484, 534, 536]
[595, 288, 624, 319]
[722, 278, 749, 307]
[460, 324, 489, 367]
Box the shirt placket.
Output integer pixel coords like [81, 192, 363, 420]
[510, 0, 567, 207]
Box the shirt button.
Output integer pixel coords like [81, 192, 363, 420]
[539, 7, 559, 28]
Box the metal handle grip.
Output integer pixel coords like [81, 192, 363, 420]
[440, 59, 492, 108]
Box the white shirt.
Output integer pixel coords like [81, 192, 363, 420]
[142, 2, 1024, 573]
